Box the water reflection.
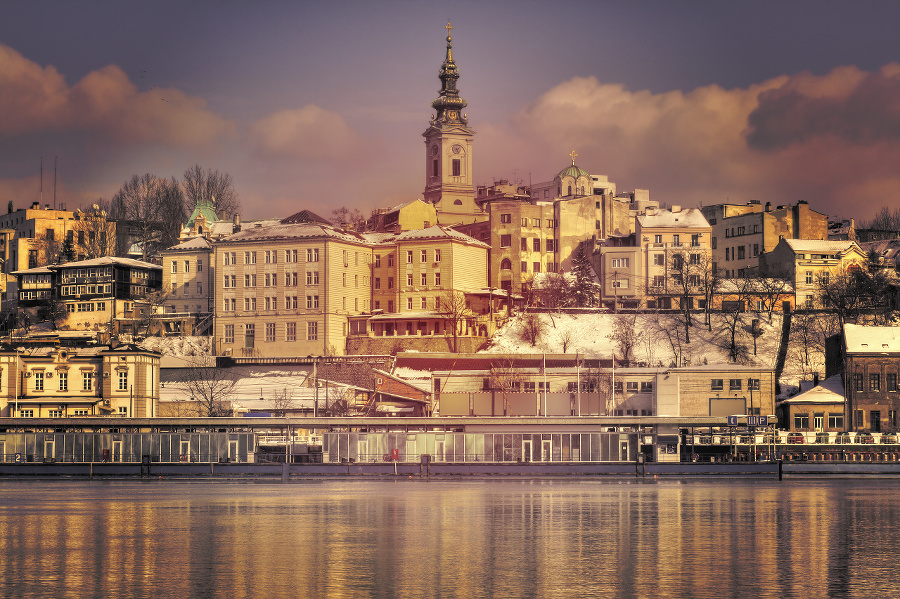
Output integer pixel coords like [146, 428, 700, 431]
[0, 478, 896, 597]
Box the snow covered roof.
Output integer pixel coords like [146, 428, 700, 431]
[844, 323, 900, 353]
[220, 222, 368, 245]
[280, 210, 332, 225]
[162, 236, 212, 252]
[776, 374, 844, 406]
[15, 257, 161, 275]
[784, 239, 862, 254]
[363, 225, 488, 248]
[638, 208, 709, 229]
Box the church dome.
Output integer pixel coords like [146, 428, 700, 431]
[557, 164, 591, 180]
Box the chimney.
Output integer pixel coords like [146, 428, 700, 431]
[813, 372, 819, 386]
[31, 201, 39, 210]
[232, 214, 241, 233]
[671, 205, 682, 213]
[765, 202, 771, 212]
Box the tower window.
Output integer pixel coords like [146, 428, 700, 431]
[452, 159, 461, 177]
[432, 159, 438, 177]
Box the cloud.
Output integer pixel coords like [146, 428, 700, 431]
[246, 105, 360, 160]
[0, 44, 233, 146]
[747, 65, 900, 149]
[481, 65, 900, 220]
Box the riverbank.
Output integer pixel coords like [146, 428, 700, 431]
[3, 460, 900, 478]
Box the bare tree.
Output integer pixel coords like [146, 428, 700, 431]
[176, 359, 237, 416]
[649, 311, 689, 368]
[860, 205, 900, 231]
[330, 206, 366, 230]
[272, 388, 298, 416]
[698, 253, 722, 330]
[182, 165, 240, 219]
[607, 314, 644, 367]
[73, 204, 116, 259]
[35, 233, 63, 266]
[111, 174, 185, 260]
[134, 290, 171, 338]
[558, 328, 575, 353]
[323, 384, 353, 416]
[437, 290, 474, 352]
[520, 312, 546, 347]
[490, 358, 526, 415]
[648, 249, 708, 344]
[749, 274, 793, 321]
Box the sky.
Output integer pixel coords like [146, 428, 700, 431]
[2, 1, 900, 223]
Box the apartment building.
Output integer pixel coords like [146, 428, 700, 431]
[597, 207, 712, 310]
[14, 257, 162, 330]
[701, 200, 828, 278]
[159, 236, 214, 315]
[840, 324, 900, 433]
[761, 239, 866, 309]
[0, 344, 160, 418]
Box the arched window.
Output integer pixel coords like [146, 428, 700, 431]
[453, 199, 463, 205]
[500, 258, 512, 270]
[567, 185, 572, 196]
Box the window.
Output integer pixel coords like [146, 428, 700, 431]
[306, 295, 319, 309]
[19, 409, 34, 418]
[521, 238, 528, 251]
[652, 275, 665, 287]
[244, 297, 257, 311]
[691, 234, 700, 247]
[375, 278, 381, 290]
[653, 254, 665, 266]
[640, 382, 653, 393]
[224, 324, 234, 343]
[34, 371, 44, 391]
[611, 279, 628, 289]
[533, 238, 541, 252]
[406, 250, 413, 264]
[533, 262, 541, 273]
[546, 239, 555, 252]
[307, 321, 318, 341]
[184, 260, 190, 273]
[452, 159, 461, 177]
[805, 271, 813, 285]
[265, 250, 277, 264]
[244, 251, 256, 265]
[307, 248, 319, 262]
[500, 234, 511, 248]
[83, 371, 93, 391]
[224, 298, 235, 312]
[500, 213, 511, 224]
[854, 373, 864, 392]
[748, 379, 760, 390]
[672, 235, 680, 246]
[711, 379, 724, 391]
[855, 409, 864, 428]
[407, 297, 413, 310]
[388, 277, 394, 289]
[654, 235, 662, 244]
[611, 258, 629, 268]
[794, 413, 810, 430]
[171, 262, 177, 273]
[828, 413, 843, 429]
[870, 373, 881, 392]
[266, 323, 275, 342]
[435, 249, 441, 262]
[118, 371, 128, 391]
[58, 371, 67, 391]
[888, 373, 897, 391]
[421, 297, 427, 309]
[421, 272, 428, 286]
[729, 379, 742, 391]
[407, 273, 413, 287]
[306, 271, 320, 285]
[435, 272, 441, 286]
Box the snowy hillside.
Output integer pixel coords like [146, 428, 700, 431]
[139, 336, 212, 357]
[483, 312, 782, 370]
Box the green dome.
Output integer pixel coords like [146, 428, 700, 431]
[557, 164, 591, 180]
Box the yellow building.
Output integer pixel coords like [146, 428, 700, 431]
[0, 344, 160, 418]
[761, 239, 866, 308]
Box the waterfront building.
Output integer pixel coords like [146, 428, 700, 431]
[158, 236, 214, 333]
[839, 324, 900, 433]
[776, 374, 845, 434]
[0, 343, 160, 418]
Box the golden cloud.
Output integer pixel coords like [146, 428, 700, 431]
[246, 105, 360, 160]
[493, 66, 900, 219]
[0, 44, 233, 145]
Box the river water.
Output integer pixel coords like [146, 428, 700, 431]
[0, 477, 895, 598]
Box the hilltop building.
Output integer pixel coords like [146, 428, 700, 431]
[700, 200, 828, 278]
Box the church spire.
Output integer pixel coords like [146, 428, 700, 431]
[431, 21, 467, 126]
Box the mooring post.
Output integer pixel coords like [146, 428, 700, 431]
[778, 459, 783, 481]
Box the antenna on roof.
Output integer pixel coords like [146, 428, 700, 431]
[54, 156, 57, 210]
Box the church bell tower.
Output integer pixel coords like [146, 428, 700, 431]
[423, 22, 477, 225]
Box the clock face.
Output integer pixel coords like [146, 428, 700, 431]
[452, 144, 463, 154]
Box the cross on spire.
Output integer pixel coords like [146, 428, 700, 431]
[569, 150, 578, 165]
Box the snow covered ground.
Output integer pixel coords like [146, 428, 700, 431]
[139, 336, 212, 357]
